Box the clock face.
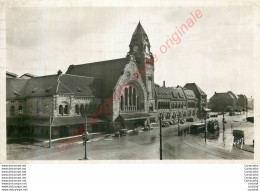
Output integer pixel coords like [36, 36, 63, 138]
[133, 45, 139, 52]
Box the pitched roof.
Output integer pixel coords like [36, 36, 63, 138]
[238, 94, 247, 100]
[20, 73, 37, 78]
[184, 83, 206, 96]
[6, 78, 29, 99]
[19, 74, 59, 97]
[6, 71, 18, 78]
[154, 86, 187, 101]
[8, 74, 100, 98]
[183, 89, 197, 100]
[155, 87, 173, 99]
[66, 58, 127, 97]
[210, 92, 234, 100]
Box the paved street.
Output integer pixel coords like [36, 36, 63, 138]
[7, 112, 254, 160]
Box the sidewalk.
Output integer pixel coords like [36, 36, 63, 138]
[236, 144, 254, 153]
[7, 132, 110, 144]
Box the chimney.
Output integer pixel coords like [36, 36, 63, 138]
[57, 70, 62, 76]
[163, 81, 165, 87]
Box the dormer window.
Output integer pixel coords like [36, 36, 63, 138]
[77, 87, 82, 92]
[32, 87, 38, 93]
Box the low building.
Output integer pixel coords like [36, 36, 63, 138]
[209, 91, 237, 112]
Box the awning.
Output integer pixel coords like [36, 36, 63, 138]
[119, 113, 151, 121]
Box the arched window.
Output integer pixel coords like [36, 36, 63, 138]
[125, 89, 128, 106]
[129, 86, 132, 106]
[85, 104, 88, 114]
[89, 104, 93, 113]
[80, 104, 84, 115]
[133, 88, 136, 106]
[59, 105, 63, 115]
[75, 104, 79, 115]
[64, 105, 69, 114]
[10, 106, 15, 116]
[120, 96, 123, 111]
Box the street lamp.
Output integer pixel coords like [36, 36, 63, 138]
[81, 112, 88, 160]
[159, 113, 163, 160]
[47, 103, 54, 148]
[177, 110, 181, 136]
[202, 102, 210, 143]
[82, 132, 89, 160]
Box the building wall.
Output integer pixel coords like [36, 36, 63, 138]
[6, 99, 26, 117]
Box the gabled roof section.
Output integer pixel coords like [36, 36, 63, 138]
[6, 78, 29, 99]
[155, 87, 173, 99]
[184, 83, 207, 96]
[66, 58, 127, 97]
[6, 71, 18, 78]
[183, 89, 197, 100]
[19, 74, 59, 97]
[20, 73, 37, 78]
[58, 74, 102, 97]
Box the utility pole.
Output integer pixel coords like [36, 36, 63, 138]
[49, 102, 54, 148]
[49, 116, 52, 148]
[177, 111, 180, 136]
[223, 109, 225, 131]
[159, 117, 162, 160]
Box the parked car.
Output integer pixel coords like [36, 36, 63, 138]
[169, 121, 174, 125]
[186, 117, 195, 122]
[143, 125, 151, 131]
[180, 119, 185, 124]
[162, 122, 170, 127]
[119, 129, 128, 136]
[229, 112, 235, 116]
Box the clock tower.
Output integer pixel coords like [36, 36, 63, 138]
[128, 21, 155, 111]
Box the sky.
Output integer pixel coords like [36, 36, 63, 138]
[6, 6, 256, 98]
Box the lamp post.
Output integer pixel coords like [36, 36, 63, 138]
[81, 112, 88, 160]
[202, 101, 210, 143]
[177, 110, 181, 136]
[159, 113, 163, 160]
[48, 102, 54, 148]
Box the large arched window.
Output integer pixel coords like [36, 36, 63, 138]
[10, 106, 15, 116]
[80, 104, 84, 115]
[64, 105, 69, 115]
[75, 104, 79, 115]
[121, 83, 144, 112]
[85, 104, 88, 114]
[59, 105, 63, 115]
[120, 96, 124, 111]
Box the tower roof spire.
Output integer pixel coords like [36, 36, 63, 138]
[130, 21, 150, 47]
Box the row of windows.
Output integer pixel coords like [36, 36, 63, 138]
[158, 101, 198, 110]
[9, 106, 23, 116]
[58, 103, 101, 116]
[160, 110, 197, 119]
[158, 102, 187, 109]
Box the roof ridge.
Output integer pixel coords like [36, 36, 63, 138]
[68, 57, 126, 67]
[63, 73, 95, 79]
[57, 78, 74, 94]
